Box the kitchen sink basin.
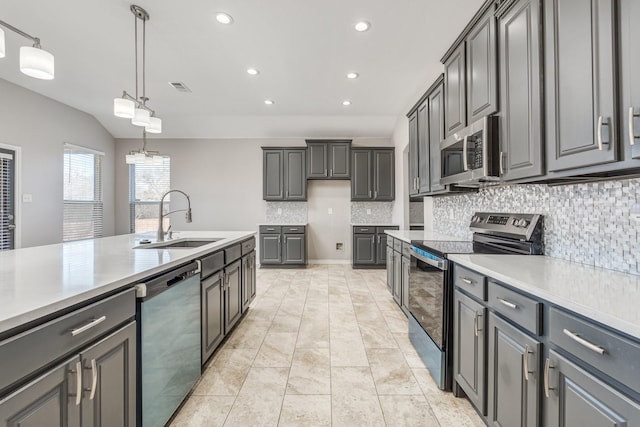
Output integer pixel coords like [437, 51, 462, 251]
[135, 238, 223, 249]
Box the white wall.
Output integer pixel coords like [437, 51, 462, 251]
[307, 180, 351, 263]
[0, 79, 116, 248]
[391, 115, 411, 229]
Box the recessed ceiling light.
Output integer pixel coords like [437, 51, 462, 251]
[215, 13, 234, 24]
[342, 100, 352, 106]
[247, 68, 260, 75]
[354, 21, 370, 32]
[264, 100, 275, 105]
[346, 72, 359, 79]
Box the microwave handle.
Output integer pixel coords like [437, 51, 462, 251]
[462, 135, 469, 171]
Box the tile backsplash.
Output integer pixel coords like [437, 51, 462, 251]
[264, 202, 308, 224]
[351, 202, 394, 224]
[432, 179, 640, 275]
[410, 201, 424, 224]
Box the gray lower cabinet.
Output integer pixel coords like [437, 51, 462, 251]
[242, 251, 256, 312]
[353, 233, 376, 265]
[392, 249, 402, 305]
[488, 312, 540, 427]
[201, 271, 224, 363]
[401, 255, 410, 314]
[545, 349, 640, 427]
[453, 289, 487, 415]
[306, 140, 351, 179]
[0, 322, 137, 427]
[351, 148, 395, 201]
[262, 148, 306, 201]
[376, 233, 388, 267]
[259, 226, 307, 267]
[353, 226, 398, 268]
[386, 244, 394, 293]
[544, 0, 618, 171]
[224, 260, 242, 332]
[497, 0, 544, 181]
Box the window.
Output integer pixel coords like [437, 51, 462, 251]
[63, 144, 104, 241]
[129, 157, 170, 233]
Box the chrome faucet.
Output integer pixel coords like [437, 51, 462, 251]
[157, 189, 192, 242]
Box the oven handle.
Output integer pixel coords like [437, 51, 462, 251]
[410, 246, 447, 270]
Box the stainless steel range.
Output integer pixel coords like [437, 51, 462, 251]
[408, 213, 543, 390]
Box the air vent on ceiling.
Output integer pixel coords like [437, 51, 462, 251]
[168, 82, 192, 93]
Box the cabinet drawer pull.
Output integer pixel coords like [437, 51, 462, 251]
[597, 116, 609, 150]
[523, 345, 531, 381]
[289, 228, 298, 231]
[497, 297, 518, 310]
[266, 228, 275, 231]
[544, 358, 554, 398]
[89, 359, 98, 400]
[562, 328, 607, 355]
[71, 316, 106, 336]
[461, 277, 473, 285]
[630, 107, 639, 146]
[462, 135, 469, 171]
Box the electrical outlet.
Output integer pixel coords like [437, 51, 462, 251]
[22, 194, 33, 203]
[367, 209, 371, 215]
[336, 243, 344, 251]
[277, 208, 282, 215]
[631, 203, 640, 221]
[328, 208, 333, 215]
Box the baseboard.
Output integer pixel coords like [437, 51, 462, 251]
[308, 259, 352, 265]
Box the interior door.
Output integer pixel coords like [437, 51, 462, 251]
[0, 148, 16, 251]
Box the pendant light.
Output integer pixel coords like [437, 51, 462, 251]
[125, 130, 164, 165]
[0, 20, 55, 80]
[114, 5, 163, 136]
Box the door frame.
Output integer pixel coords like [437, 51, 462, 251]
[0, 142, 22, 249]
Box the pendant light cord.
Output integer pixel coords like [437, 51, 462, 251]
[142, 17, 146, 106]
[134, 13, 139, 104]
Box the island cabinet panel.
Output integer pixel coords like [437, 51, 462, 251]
[201, 271, 224, 363]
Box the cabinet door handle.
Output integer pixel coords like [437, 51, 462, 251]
[71, 316, 106, 336]
[374, 190, 378, 199]
[330, 169, 333, 176]
[324, 169, 328, 176]
[629, 107, 639, 146]
[497, 297, 518, 310]
[597, 116, 610, 150]
[474, 312, 482, 337]
[86, 358, 98, 400]
[523, 345, 529, 381]
[286, 190, 289, 198]
[499, 151, 505, 175]
[70, 361, 82, 406]
[544, 358, 554, 398]
[369, 190, 372, 198]
[461, 277, 473, 285]
[562, 328, 607, 355]
[462, 135, 469, 171]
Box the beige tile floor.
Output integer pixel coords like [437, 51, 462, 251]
[170, 265, 485, 427]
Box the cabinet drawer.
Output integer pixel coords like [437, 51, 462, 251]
[259, 225, 281, 233]
[549, 308, 640, 393]
[283, 226, 305, 234]
[393, 238, 402, 252]
[376, 226, 398, 233]
[387, 236, 394, 248]
[241, 238, 256, 255]
[453, 265, 486, 301]
[224, 244, 242, 264]
[402, 242, 411, 258]
[353, 226, 375, 234]
[0, 288, 135, 395]
[200, 251, 224, 278]
[488, 281, 541, 335]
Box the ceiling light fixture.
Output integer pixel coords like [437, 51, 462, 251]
[113, 5, 163, 138]
[346, 72, 359, 79]
[216, 13, 234, 25]
[264, 100, 275, 105]
[342, 100, 352, 106]
[0, 20, 55, 79]
[354, 21, 371, 32]
[247, 68, 260, 75]
[125, 130, 164, 165]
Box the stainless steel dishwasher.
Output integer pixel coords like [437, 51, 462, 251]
[135, 261, 201, 427]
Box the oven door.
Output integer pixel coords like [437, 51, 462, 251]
[408, 247, 447, 350]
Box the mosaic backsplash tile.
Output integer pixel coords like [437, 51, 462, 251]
[264, 202, 308, 224]
[432, 179, 640, 275]
[410, 201, 425, 224]
[351, 202, 394, 224]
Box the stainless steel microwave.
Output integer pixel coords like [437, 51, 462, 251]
[440, 116, 500, 186]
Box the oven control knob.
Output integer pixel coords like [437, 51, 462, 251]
[514, 219, 529, 228]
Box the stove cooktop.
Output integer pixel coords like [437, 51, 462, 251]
[410, 239, 519, 257]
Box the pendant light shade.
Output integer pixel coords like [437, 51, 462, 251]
[125, 154, 136, 164]
[0, 28, 5, 58]
[20, 46, 55, 80]
[132, 108, 150, 126]
[145, 117, 162, 134]
[114, 98, 135, 118]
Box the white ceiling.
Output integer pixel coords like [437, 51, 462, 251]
[0, 0, 484, 139]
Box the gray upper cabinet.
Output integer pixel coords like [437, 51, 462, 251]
[620, 0, 640, 162]
[444, 43, 467, 137]
[262, 148, 306, 201]
[544, 0, 618, 172]
[428, 80, 446, 193]
[417, 101, 431, 194]
[498, 0, 545, 181]
[306, 140, 351, 179]
[466, 7, 498, 123]
[408, 110, 419, 196]
[351, 148, 395, 201]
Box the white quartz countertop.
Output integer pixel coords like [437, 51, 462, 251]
[351, 224, 399, 227]
[0, 230, 255, 336]
[448, 254, 640, 340]
[385, 230, 469, 244]
[258, 223, 308, 226]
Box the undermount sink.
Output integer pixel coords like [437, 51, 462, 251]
[135, 238, 223, 249]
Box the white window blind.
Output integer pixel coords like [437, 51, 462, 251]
[0, 150, 15, 250]
[129, 157, 171, 233]
[63, 146, 103, 241]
